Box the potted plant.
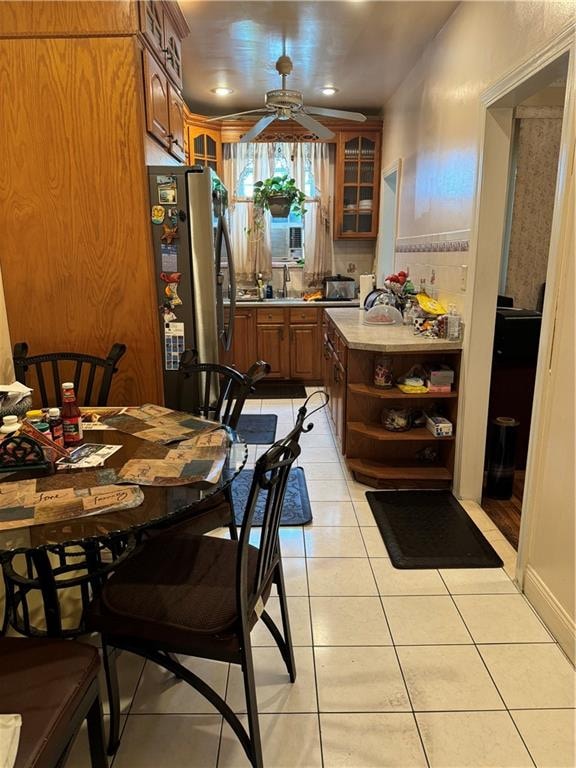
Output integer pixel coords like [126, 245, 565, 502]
[253, 174, 307, 219]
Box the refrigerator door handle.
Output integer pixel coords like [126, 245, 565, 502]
[220, 214, 236, 353]
[215, 215, 225, 348]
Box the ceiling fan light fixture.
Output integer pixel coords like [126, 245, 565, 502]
[321, 86, 339, 96]
[211, 87, 234, 96]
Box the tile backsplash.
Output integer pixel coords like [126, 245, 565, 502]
[333, 240, 375, 278]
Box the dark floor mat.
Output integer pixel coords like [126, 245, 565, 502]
[233, 467, 312, 526]
[237, 414, 278, 445]
[366, 490, 503, 569]
[247, 382, 307, 399]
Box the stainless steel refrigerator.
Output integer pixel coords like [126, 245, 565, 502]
[148, 166, 236, 409]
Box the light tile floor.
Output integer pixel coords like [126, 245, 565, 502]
[69, 391, 575, 768]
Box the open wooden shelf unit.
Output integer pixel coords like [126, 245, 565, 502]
[345, 348, 462, 489]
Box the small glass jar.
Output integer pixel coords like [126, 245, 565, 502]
[373, 355, 393, 388]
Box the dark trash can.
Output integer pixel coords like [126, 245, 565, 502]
[486, 416, 520, 499]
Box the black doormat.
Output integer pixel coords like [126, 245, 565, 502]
[247, 382, 307, 399]
[237, 414, 278, 445]
[233, 467, 312, 526]
[366, 490, 503, 569]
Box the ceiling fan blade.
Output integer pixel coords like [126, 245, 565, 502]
[206, 109, 267, 122]
[304, 106, 367, 122]
[292, 112, 335, 140]
[240, 114, 277, 142]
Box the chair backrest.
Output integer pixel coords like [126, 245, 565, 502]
[236, 392, 328, 619]
[178, 351, 270, 429]
[1, 529, 139, 637]
[13, 342, 127, 408]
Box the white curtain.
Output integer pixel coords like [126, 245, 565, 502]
[222, 143, 273, 282]
[292, 143, 334, 287]
[222, 141, 334, 286]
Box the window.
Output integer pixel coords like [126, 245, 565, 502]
[235, 144, 315, 263]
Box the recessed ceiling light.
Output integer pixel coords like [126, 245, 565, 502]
[321, 86, 339, 96]
[211, 87, 234, 96]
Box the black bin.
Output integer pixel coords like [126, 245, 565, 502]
[486, 417, 519, 499]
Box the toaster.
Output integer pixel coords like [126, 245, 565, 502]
[324, 275, 356, 301]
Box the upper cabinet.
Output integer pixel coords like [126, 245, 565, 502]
[185, 115, 222, 176]
[138, 1, 189, 162]
[139, 1, 185, 89]
[143, 49, 170, 147]
[335, 129, 381, 239]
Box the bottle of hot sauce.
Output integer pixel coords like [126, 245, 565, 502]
[61, 382, 84, 447]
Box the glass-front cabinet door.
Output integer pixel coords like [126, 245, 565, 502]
[336, 131, 381, 239]
[187, 127, 222, 176]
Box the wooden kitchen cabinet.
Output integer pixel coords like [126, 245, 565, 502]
[222, 305, 324, 382]
[143, 49, 170, 147]
[139, 2, 188, 160]
[139, 0, 184, 89]
[162, 10, 183, 89]
[290, 325, 320, 380]
[257, 325, 290, 379]
[335, 130, 381, 239]
[187, 121, 222, 175]
[345, 348, 461, 488]
[168, 84, 186, 160]
[323, 315, 347, 451]
[219, 308, 256, 373]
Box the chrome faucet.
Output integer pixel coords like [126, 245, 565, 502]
[282, 264, 291, 298]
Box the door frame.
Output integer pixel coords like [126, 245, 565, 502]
[375, 159, 402, 286]
[455, 22, 574, 585]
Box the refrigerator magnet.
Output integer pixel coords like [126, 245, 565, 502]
[151, 205, 165, 225]
[161, 223, 179, 244]
[160, 272, 182, 306]
[156, 175, 178, 205]
[161, 303, 177, 322]
[160, 243, 178, 272]
[164, 321, 185, 371]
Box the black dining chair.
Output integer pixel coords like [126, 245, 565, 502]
[13, 342, 127, 408]
[177, 350, 270, 427]
[85, 402, 315, 767]
[151, 353, 271, 541]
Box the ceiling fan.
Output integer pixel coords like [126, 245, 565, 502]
[207, 55, 366, 142]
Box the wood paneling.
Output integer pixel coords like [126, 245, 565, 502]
[0, 1, 138, 38]
[0, 36, 163, 405]
[143, 48, 170, 147]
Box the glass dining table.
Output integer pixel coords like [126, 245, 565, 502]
[0, 424, 248, 637]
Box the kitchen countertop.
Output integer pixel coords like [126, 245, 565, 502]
[325, 308, 463, 352]
[225, 299, 360, 308]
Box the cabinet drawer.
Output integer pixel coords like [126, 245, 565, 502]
[257, 308, 285, 324]
[289, 307, 318, 324]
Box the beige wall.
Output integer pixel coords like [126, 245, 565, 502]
[380, 1, 575, 653]
[382, 0, 574, 239]
[0, 267, 13, 382]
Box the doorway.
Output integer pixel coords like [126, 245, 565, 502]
[481, 77, 566, 548]
[375, 160, 401, 287]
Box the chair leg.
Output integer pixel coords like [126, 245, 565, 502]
[226, 486, 238, 540]
[86, 693, 108, 768]
[101, 643, 121, 756]
[274, 563, 296, 682]
[241, 639, 264, 768]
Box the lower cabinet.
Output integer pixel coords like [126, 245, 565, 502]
[290, 324, 321, 380]
[323, 317, 347, 452]
[257, 324, 290, 378]
[220, 308, 256, 373]
[220, 305, 323, 381]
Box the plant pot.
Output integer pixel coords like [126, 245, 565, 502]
[267, 195, 292, 218]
